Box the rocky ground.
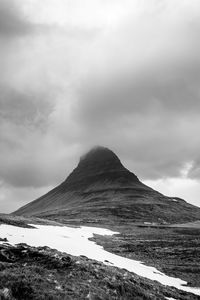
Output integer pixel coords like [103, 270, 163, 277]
[0, 243, 199, 300]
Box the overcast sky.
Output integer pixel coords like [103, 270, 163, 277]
[0, 0, 200, 212]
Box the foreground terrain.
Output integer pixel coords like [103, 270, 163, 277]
[0, 215, 200, 299]
[0, 242, 199, 300]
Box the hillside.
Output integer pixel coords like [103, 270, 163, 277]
[13, 146, 200, 225]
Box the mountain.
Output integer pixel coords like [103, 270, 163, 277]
[13, 146, 200, 225]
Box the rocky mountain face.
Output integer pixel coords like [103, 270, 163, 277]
[13, 146, 200, 225]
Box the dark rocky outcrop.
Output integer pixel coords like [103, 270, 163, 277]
[13, 146, 200, 224]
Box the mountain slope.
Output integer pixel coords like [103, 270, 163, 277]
[13, 146, 200, 224]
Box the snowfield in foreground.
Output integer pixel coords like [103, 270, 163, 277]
[0, 224, 200, 296]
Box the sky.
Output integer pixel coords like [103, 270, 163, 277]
[0, 0, 200, 213]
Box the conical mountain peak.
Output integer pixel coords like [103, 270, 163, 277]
[64, 146, 139, 189]
[14, 146, 200, 225]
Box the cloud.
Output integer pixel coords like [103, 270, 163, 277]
[0, 85, 52, 126]
[144, 177, 200, 208]
[70, 0, 200, 179]
[0, 182, 53, 213]
[1, 0, 200, 210]
[0, 0, 33, 38]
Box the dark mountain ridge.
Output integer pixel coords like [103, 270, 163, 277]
[14, 146, 200, 225]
